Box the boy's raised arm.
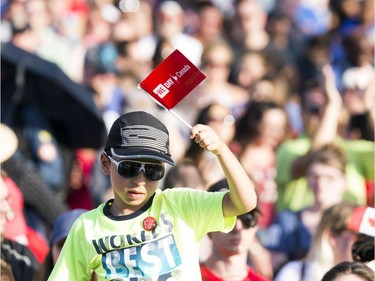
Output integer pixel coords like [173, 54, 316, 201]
[190, 124, 257, 217]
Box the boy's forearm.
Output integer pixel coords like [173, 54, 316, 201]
[189, 123, 257, 216]
[217, 145, 257, 217]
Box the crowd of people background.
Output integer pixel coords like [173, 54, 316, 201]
[0, 0, 374, 280]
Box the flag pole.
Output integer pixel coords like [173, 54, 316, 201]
[137, 85, 192, 129]
[169, 109, 192, 129]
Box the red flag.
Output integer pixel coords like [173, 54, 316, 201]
[139, 49, 206, 110]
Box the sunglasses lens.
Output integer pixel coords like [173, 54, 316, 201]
[144, 164, 165, 181]
[116, 160, 165, 181]
[239, 213, 257, 228]
[118, 161, 142, 178]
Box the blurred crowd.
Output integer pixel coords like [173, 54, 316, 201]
[0, 0, 374, 280]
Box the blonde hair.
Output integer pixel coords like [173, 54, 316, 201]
[306, 202, 357, 281]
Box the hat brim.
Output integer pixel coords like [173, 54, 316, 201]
[0, 124, 18, 164]
[110, 147, 175, 166]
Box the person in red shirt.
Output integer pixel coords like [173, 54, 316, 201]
[200, 179, 271, 281]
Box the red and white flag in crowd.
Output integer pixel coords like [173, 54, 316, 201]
[348, 206, 375, 237]
[138, 49, 206, 128]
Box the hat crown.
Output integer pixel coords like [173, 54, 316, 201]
[118, 124, 169, 154]
[105, 111, 175, 165]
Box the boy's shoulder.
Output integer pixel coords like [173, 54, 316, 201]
[157, 187, 210, 200]
[159, 187, 205, 194]
[74, 204, 105, 221]
[154, 188, 225, 212]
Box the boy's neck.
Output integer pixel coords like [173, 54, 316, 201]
[107, 194, 155, 217]
[110, 203, 135, 216]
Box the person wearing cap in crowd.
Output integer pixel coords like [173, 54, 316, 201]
[200, 178, 271, 281]
[0, 123, 52, 264]
[0, 124, 40, 281]
[31, 208, 88, 281]
[48, 110, 257, 280]
[1, 123, 69, 263]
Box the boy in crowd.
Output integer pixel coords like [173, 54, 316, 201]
[48, 110, 257, 280]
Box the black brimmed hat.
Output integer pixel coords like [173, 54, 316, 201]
[105, 111, 175, 165]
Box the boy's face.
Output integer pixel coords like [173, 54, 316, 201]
[101, 153, 164, 212]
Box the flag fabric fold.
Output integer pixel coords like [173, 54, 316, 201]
[139, 49, 206, 110]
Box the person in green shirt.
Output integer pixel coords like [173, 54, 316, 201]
[48, 110, 257, 280]
[276, 64, 373, 212]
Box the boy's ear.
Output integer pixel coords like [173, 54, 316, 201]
[100, 153, 111, 175]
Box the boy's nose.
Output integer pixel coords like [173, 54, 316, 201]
[133, 171, 147, 182]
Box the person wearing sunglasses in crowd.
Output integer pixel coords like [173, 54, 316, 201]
[200, 178, 271, 281]
[48, 111, 257, 280]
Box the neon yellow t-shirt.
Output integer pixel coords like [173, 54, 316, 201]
[48, 188, 235, 281]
